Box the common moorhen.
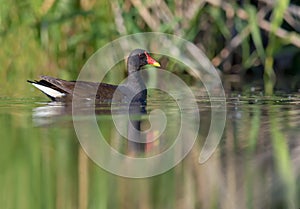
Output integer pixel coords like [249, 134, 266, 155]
[28, 49, 160, 104]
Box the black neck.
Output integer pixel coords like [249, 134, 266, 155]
[123, 63, 147, 104]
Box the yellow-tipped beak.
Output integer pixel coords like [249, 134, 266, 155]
[145, 52, 161, 68]
[150, 61, 161, 67]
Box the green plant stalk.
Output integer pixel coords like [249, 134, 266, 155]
[264, 0, 290, 95]
[264, 55, 276, 96]
[247, 5, 265, 61]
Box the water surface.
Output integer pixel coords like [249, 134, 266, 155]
[1, 89, 300, 209]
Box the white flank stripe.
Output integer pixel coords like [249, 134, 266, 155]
[32, 83, 65, 98]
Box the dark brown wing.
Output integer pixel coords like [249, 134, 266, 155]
[39, 76, 119, 102]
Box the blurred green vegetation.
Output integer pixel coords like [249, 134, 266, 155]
[1, 1, 300, 208]
[1, 0, 300, 97]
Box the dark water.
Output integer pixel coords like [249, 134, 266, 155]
[1, 89, 300, 209]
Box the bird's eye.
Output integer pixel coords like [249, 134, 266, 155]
[138, 53, 145, 58]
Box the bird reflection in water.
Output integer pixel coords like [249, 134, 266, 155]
[126, 104, 160, 156]
[32, 102, 163, 157]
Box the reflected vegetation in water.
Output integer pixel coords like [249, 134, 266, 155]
[0, 90, 300, 209]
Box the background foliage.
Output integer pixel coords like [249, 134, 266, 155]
[1, 0, 300, 97]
